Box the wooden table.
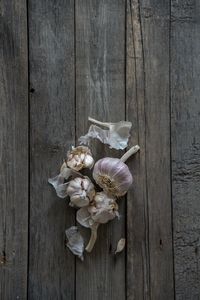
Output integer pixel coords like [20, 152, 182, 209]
[1, 0, 200, 299]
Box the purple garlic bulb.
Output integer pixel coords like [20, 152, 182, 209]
[93, 145, 140, 197]
[93, 158, 132, 196]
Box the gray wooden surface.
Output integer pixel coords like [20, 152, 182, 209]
[171, 1, 200, 299]
[0, 1, 28, 299]
[0, 0, 200, 299]
[75, 1, 126, 300]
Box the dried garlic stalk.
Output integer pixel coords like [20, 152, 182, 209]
[86, 192, 119, 252]
[79, 117, 132, 150]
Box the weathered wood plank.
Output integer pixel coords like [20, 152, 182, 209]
[0, 1, 28, 298]
[126, 1, 150, 299]
[28, 1, 75, 298]
[126, 0, 174, 299]
[171, 1, 200, 298]
[75, 1, 126, 299]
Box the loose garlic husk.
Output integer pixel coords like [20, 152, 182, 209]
[93, 145, 140, 197]
[66, 146, 94, 171]
[85, 192, 119, 252]
[67, 177, 95, 208]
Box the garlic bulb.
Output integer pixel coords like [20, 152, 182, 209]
[67, 177, 95, 208]
[76, 192, 118, 228]
[66, 146, 94, 171]
[93, 145, 140, 196]
[88, 192, 118, 224]
[85, 192, 119, 252]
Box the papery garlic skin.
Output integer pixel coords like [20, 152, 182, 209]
[67, 146, 94, 171]
[93, 157, 133, 197]
[48, 163, 83, 199]
[88, 192, 119, 224]
[65, 226, 84, 261]
[76, 207, 94, 228]
[79, 117, 132, 150]
[67, 177, 95, 208]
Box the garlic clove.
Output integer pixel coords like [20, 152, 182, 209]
[115, 238, 126, 254]
[80, 153, 85, 161]
[68, 177, 82, 189]
[66, 185, 79, 196]
[93, 193, 103, 203]
[74, 154, 80, 161]
[70, 194, 90, 207]
[76, 207, 93, 228]
[83, 155, 94, 168]
[82, 178, 90, 190]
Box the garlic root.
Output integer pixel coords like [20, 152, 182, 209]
[120, 145, 140, 163]
[85, 223, 100, 252]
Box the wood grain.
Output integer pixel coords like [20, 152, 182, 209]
[126, 0, 174, 299]
[28, 1, 75, 298]
[75, 1, 126, 299]
[171, 1, 200, 298]
[0, 1, 28, 298]
[126, 1, 150, 298]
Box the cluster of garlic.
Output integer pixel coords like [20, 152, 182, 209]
[49, 118, 140, 258]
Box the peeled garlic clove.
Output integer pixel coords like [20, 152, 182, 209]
[67, 176, 95, 208]
[66, 146, 94, 171]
